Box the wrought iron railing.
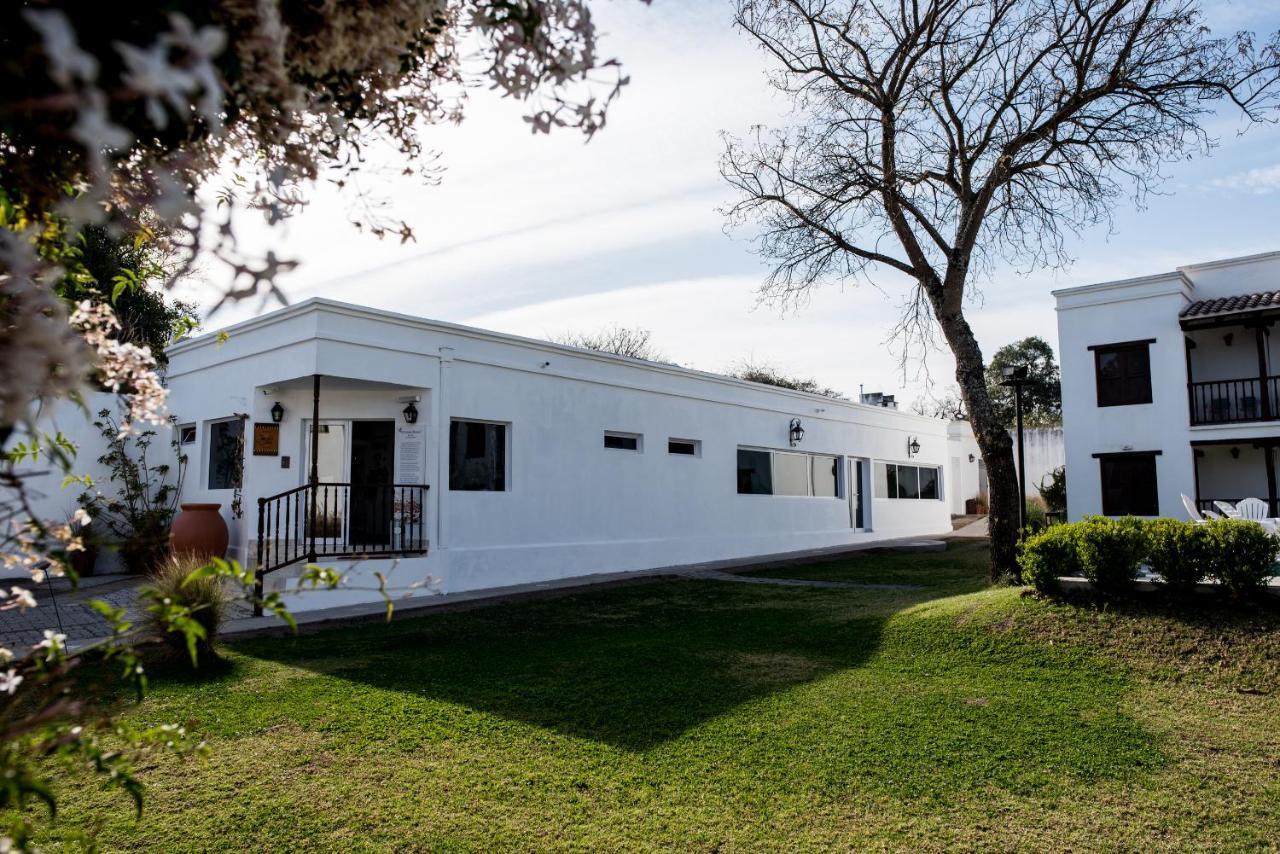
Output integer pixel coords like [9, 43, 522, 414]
[254, 483, 429, 614]
[1187, 376, 1280, 425]
[1196, 497, 1280, 518]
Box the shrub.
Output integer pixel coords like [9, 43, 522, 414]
[1202, 519, 1280, 598]
[1145, 518, 1212, 594]
[1018, 524, 1080, 594]
[1037, 466, 1067, 515]
[141, 555, 230, 667]
[1074, 516, 1146, 596]
[1024, 498, 1048, 534]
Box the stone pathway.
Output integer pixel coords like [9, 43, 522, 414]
[0, 576, 252, 654]
[677, 568, 920, 590]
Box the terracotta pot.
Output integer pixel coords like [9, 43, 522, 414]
[170, 503, 229, 562]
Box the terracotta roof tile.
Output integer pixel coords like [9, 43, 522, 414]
[1180, 290, 1280, 320]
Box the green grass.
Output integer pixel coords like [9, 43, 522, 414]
[26, 541, 1280, 850]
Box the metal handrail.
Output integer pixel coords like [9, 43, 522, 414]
[1187, 375, 1280, 425]
[254, 482, 430, 616]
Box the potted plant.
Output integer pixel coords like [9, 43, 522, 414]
[80, 409, 187, 574]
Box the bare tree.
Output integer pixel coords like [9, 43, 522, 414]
[729, 358, 848, 399]
[722, 0, 1278, 580]
[911, 387, 968, 420]
[555, 325, 666, 361]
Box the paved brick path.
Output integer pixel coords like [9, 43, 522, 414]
[0, 577, 252, 654]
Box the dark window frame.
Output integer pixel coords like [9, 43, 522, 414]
[603, 431, 642, 452]
[1094, 450, 1161, 516]
[1090, 339, 1154, 407]
[206, 418, 244, 491]
[449, 419, 508, 492]
[668, 438, 700, 456]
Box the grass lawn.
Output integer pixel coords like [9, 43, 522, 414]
[26, 541, 1280, 850]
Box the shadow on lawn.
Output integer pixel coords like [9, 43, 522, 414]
[239, 579, 896, 752]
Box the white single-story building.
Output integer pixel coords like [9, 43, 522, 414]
[1055, 250, 1280, 520]
[22, 298, 956, 611]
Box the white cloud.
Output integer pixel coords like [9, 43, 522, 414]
[1210, 163, 1280, 195]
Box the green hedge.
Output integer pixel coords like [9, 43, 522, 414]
[1017, 516, 1279, 598]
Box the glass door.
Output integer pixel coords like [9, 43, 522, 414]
[303, 421, 347, 542]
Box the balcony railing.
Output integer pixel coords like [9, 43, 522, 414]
[1188, 376, 1280, 425]
[254, 482, 429, 614]
[1196, 497, 1280, 518]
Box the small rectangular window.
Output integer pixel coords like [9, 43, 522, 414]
[179, 424, 196, 445]
[450, 420, 507, 491]
[668, 439, 700, 456]
[1098, 452, 1159, 516]
[207, 418, 244, 490]
[604, 432, 641, 452]
[1093, 341, 1153, 407]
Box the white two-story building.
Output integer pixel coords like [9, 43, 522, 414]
[1056, 251, 1280, 521]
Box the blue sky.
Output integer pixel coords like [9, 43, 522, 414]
[197, 0, 1280, 407]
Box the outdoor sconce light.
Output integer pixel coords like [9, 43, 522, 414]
[908, 436, 921, 458]
[402, 401, 419, 425]
[1224, 332, 1234, 347]
[1231, 446, 1241, 459]
[968, 453, 976, 463]
[789, 418, 805, 447]
[270, 401, 285, 423]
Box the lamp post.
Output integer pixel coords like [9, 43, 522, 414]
[1000, 364, 1031, 534]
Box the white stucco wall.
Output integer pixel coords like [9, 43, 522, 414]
[1055, 251, 1280, 521]
[151, 299, 955, 610]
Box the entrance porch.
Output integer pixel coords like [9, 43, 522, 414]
[1192, 438, 1280, 517]
[248, 374, 433, 612]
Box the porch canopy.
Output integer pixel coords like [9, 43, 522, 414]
[1180, 290, 1280, 330]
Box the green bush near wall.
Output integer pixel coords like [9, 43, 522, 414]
[1018, 516, 1280, 599]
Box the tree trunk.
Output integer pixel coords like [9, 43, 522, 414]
[933, 302, 1022, 582]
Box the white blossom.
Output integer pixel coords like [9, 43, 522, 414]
[23, 9, 99, 86]
[35, 630, 67, 653]
[0, 670, 23, 696]
[7, 588, 36, 611]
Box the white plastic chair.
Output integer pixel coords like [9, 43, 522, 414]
[1181, 494, 1206, 523]
[1214, 500, 1242, 519]
[1235, 497, 1271, 521]
[1204, 509, 1224, 520]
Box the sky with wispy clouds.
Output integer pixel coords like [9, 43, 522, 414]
[190, 0, 1280, 407]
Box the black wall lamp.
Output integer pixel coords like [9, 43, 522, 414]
[402, 401, 419, 424]
[907, 436, 921, 458]
[270, 401, 285, 423]
[789, 418, 805, 447]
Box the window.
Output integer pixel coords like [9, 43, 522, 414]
[603, 431, 642, 452]
[737, 449, 772, 494]
[207, 418, 244, 490]
[178, 424, 196, 445]
[1092, 340, 1153, 407]
[668, 439, 700, 456]
[450, 420, 507, 491]
[874, 462, 942, 500]
[736, 448, 841, 497]
[1097, 452, 1159, 516]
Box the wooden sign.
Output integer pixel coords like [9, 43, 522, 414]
[253, 423, 280, 456]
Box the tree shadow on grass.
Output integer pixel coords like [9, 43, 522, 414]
[233, 567, 1160, 805]
[238, 579, 891, 752]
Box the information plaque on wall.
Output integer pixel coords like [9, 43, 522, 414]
[253, 423, 280, 456]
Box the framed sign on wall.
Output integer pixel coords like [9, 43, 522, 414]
[253, 423, 280, 456]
